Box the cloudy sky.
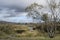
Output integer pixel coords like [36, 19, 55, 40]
[0, 0, 46, 23]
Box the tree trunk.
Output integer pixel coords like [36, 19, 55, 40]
[47, 22, 56, 38]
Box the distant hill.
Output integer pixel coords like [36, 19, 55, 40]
[0, 21, 36, 25]
[0, 21, 20, 25]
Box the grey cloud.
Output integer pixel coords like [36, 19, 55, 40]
[0, 0, 46, 23]
[0, 5, 25, 12]
[0, 0, 47, 13]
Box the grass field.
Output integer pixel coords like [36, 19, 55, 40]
[0, 36, 60, 40]
[0, 22, 60, 40]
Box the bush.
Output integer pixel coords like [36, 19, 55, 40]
[0, 24, 14, 34]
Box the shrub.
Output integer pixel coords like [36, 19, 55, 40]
[0, 24, 14, 34]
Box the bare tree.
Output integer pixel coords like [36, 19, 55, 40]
[25, 1, 60, 38]
[46, 0, 60, 38]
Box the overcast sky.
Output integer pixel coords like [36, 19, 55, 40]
[0, 0, 46, 23]
[0, 0, 46, 10]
